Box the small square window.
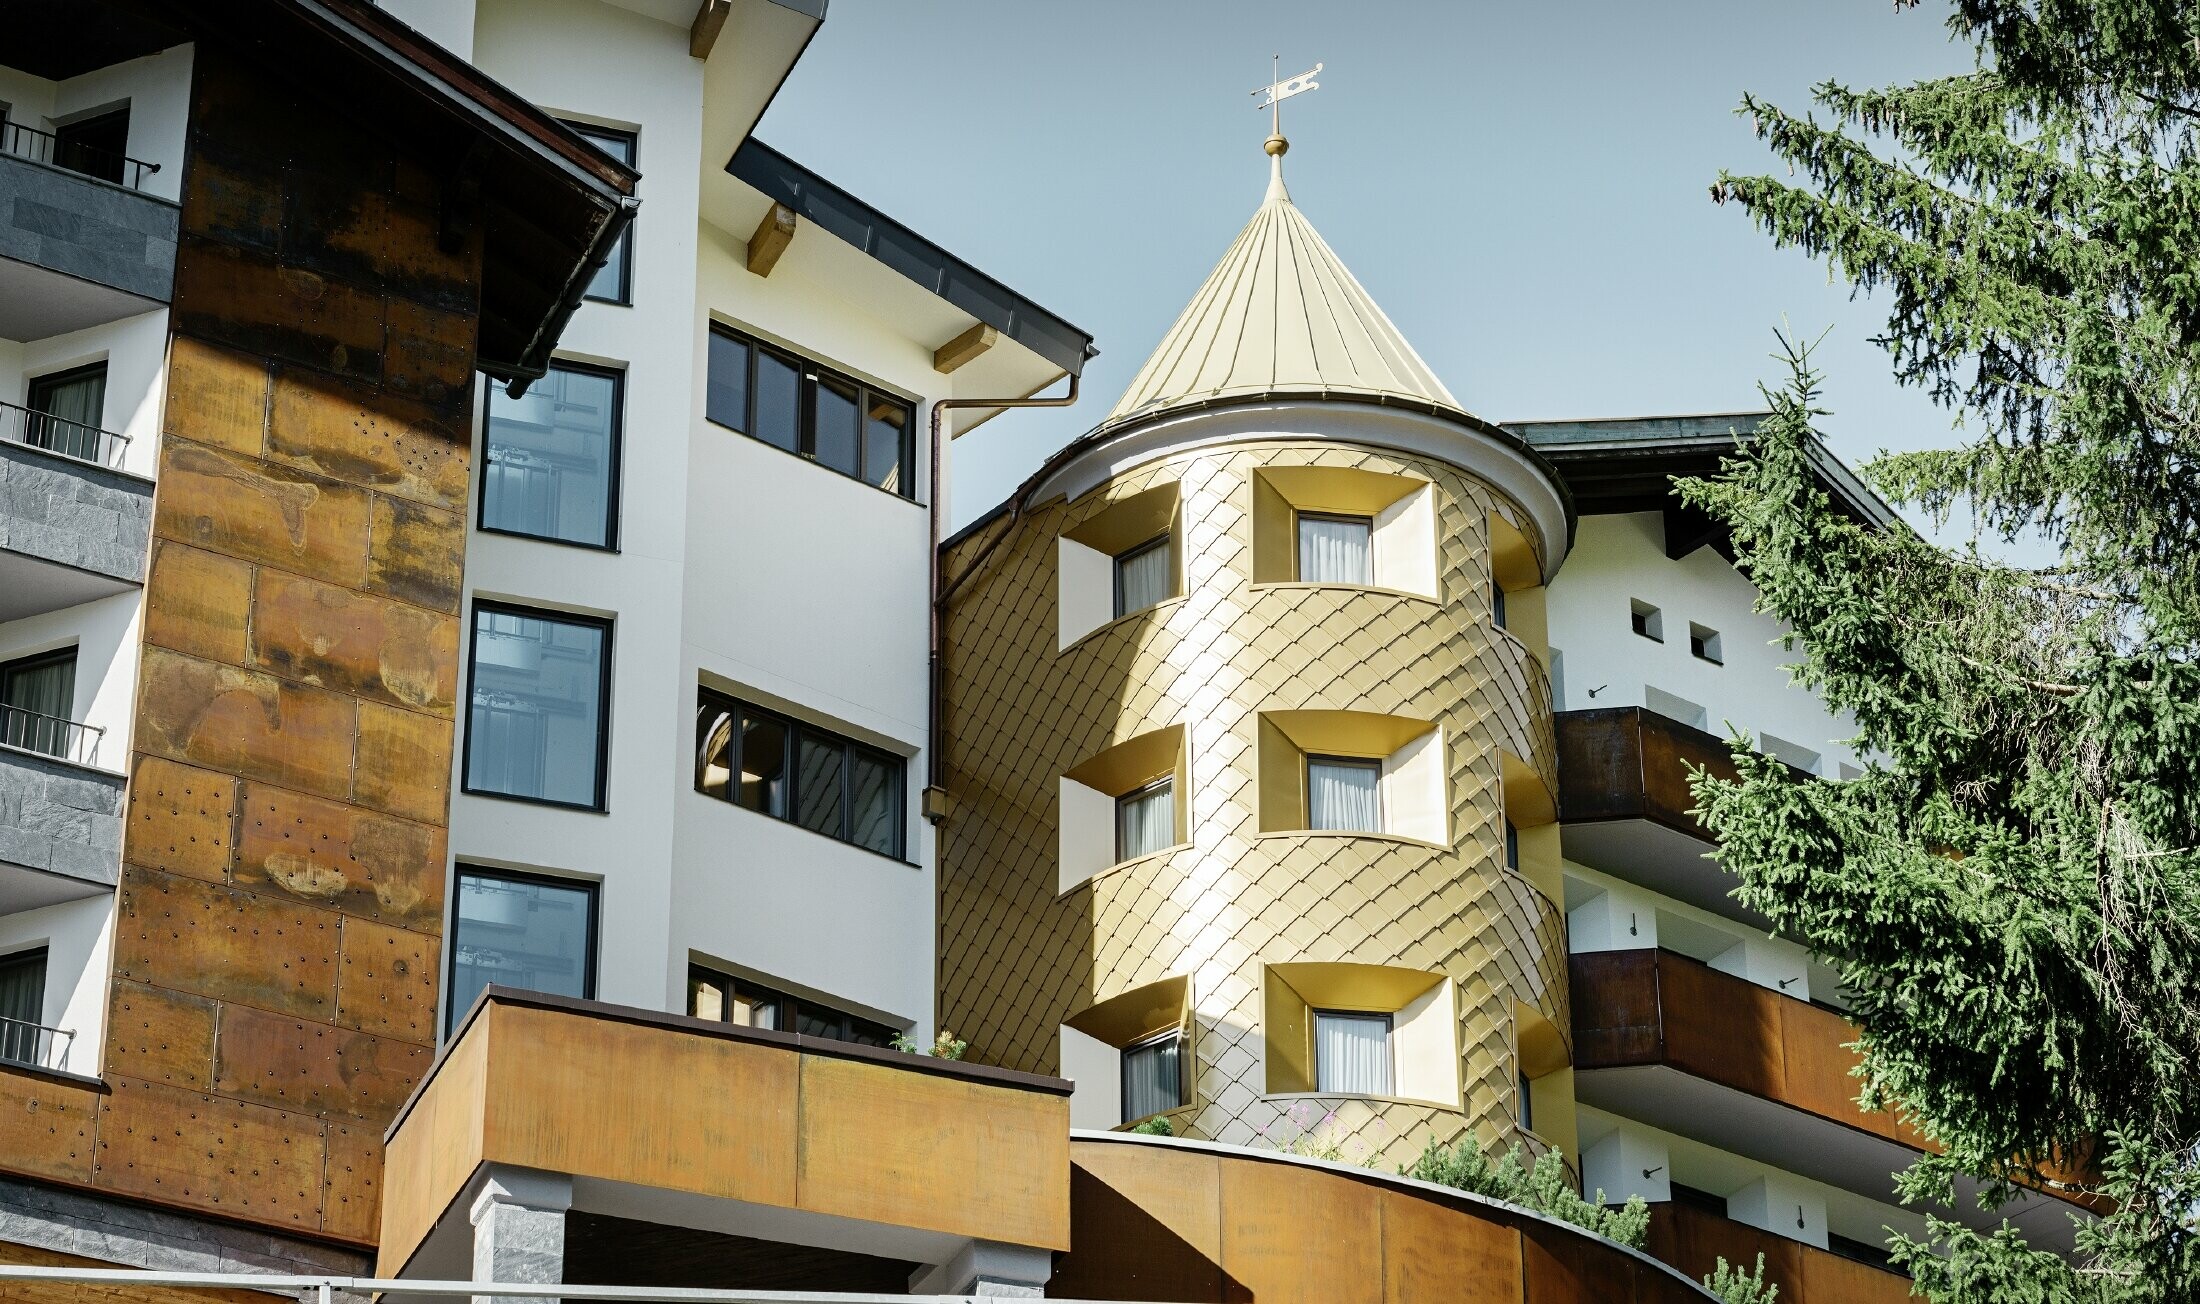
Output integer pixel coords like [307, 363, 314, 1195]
[1122, 1030, 1184, 1122]
[1307, 755, 1382, 833]
[1313, 1010, 1393, 1095]
[1630, 600, 1663, 642]
[1116, 776, 1176, 862]
[1297, 513, 1373, 585]
[1113, 535, 1172, 618]
[1689, 623, 1723, 664]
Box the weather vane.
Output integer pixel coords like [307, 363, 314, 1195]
[1251, 55, 1322, 140]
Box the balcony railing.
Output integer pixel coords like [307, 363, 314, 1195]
[0, 703, 106, 767]
[0, 399, 131, 468]
[0, 119, 161, 191]
[0, 1013, 75, 1074]
[1645, 1198, 1914, 1304]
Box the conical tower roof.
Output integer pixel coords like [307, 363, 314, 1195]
[1104, 136, 1457, 429]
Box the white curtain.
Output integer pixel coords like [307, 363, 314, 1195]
[1307, 758, 1380, 832]
[1114, 540, 1172, 616]
[1116, 780, 1175, 861]
[1314, 1012, 1392, 1095]
[1121, 1033, 1181, 1121]
[1298, 515, 1372, 584]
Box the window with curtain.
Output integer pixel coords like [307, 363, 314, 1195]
[25, 364, 107, 462]
[1313, 1010, 1393, 1095]
[445, 868, 596, 1037]
[1492, 579, 1508, 629]
[480, 361, 622, 549]
[463, 604, 612, 809]
[1115, 776, 1175, 862]
[0, 649, 77, 758]
[694, 687, 905, 858]
[561, 123, 635, 304]
[1307, 755, 1381, 832]
[1112, 535, 1172, 617]
[1121, 1030, 1183, 1122]
[686, 963, 898, 1046]
[705, 324, 915, 497]
[0, 949, 47, 1067]
[1296, 513, 1372, 585]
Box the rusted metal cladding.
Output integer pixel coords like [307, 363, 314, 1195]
[89, 44, 482, 1243]
[939, 440, 1566, 1168]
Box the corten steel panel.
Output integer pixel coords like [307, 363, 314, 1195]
[248, 569, 458, 715]
[1379, 1187, 1522, 1304]
[477, 1003, 804, 1212]
[1051, 1143, 1225, 1301]
[1554, 708, 1742, 837]
[352, 700, 455, 824]
[333, 916, 440, 1045]
[134, 647, 359, 804]
[0, 1239, 289, 1304]
[92, 1076, 327, 1229]
[939, 441, 1567, 1170]
[1644, 1202, 1802, 1303]
[115, 871, 340, 1019]
[163, 337, 271, 457]
[0, 1067, 99, 1185]
[375, 1020, 488, 1276]
[1567, 950, 1664, 1067]
[1659, 955, 1783, 1101]
[151, 440, 376, 590]
[122, 755, 238, 886]
[1519, 1215, 1639, 1304]
[143, 541, 255, 666]
[211, 1002, 428, 1120]
[264, 369, 472, 512]
[1217, 1157, 1385, 1304]
[798, 1054, 1072, 1251]
[232, 783, 445, 932]
[105, 981, 218, 1091]
[1800, 1249, 1918, 1304]
[322, 1120, 385, 1247]
[1778, 996, 1894, 1141]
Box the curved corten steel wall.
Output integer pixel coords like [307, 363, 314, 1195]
[1054, 1133, 1713, 1303]
[939, 418, 1569, 1168]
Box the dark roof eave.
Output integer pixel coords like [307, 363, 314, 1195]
[727, 138, 1096, 378]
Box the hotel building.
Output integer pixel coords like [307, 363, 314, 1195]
[0, 3, 2080, 1301]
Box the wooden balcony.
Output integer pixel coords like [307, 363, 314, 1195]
[1555, 706, 1741, 838]
[1646, 1200, 1914, 1304]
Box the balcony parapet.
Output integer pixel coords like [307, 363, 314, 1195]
[0, 433, 153, 618]
[1, 399, 131, 470]
[0, 741, 124, 892]
[1645, 1199, 1914, 1304]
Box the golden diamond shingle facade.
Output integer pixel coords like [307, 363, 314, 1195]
[939, 436, 1566, 1168]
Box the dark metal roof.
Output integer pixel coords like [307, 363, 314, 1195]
[1507, 411, 1896, 530]
[728, 138, 1095, 378]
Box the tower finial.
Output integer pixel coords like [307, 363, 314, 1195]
[1251, 58, 1322, 201]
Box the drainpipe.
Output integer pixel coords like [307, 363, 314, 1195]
[925, 371, 1083, 822]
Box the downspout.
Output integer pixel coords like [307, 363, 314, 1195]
[925, 371, 1083, 821]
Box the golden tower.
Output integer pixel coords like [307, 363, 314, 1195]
[938, 129, 1577, 1169]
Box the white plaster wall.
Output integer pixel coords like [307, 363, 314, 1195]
[0, 592, 143, 768]
[0, 894, 114, 1076]
[1545, 511, 1858, 774]
[2, 46, 194, 203]
[0, 310, 169, 477]
[1060, 1025, 1122, 1131]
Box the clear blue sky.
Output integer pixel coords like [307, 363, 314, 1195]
[757, 1, 1974, 530]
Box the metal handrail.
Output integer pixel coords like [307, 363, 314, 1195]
[0, 118, 161, 190]
[0, 397, 131, 468]
[0, 702, 105, 766]
[0, 1013, 75, 1073]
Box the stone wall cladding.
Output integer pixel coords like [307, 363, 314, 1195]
[0, 44, 482, 1247]
[0, 442, 154, 582]
[0, 748, 125, 884]
[939, 439, 1566, 1170]
[0, 151, 179, 303]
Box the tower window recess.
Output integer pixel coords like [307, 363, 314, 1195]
[1306, 755, 1383, 833]
[1113, 535, 1172, 618]
[1296, 512, 1374, 585]
[1115, 775, 1176, 862]
[1689, 622, 1723, 664]
[1120, 1029, 1185, 1123]
[1312, 1010, 1394, 1095]
[1630, 599, 1663, 642]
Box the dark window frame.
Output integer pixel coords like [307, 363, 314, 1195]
[1294, 510, 1376, 585]
[1504, 819, 1520, 871]
[445, 864, 601, 1038]
[561, 121, 636, 306]
[1120, 1026, 1186, 1122]
[0, 646, 79, 758]
[694, 686, 908, 861]
[1304, 753, 1384, 833]
[1689, 623, 1724, 665]
[684, 961, 900, 1047]
[703, 323, 919, 502]
[1491, 578, 1508, 630]
[1111, 533, 1172, 619]
[476, 359, 627, 553]
[52, 105, 130, 185]
[24, 361, 111, 461]
[1310, 1007, 1395, 1094]
[0, 945, 49, 1066]
[460, 600, 616, 813]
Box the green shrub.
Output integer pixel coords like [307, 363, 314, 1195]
[1401, 1140, 1650, 1250]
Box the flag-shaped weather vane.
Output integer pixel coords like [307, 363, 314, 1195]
[1251, 55, 1322, 140]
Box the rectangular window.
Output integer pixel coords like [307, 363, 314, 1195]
[1121, 1030, 1183, 1122]
[446, 868, 597, 1036]
[0, 648, 77, 758]
[1504, 819, 1519, 871]
[694, 687, 905, 858]
[0, 948, 48, 1067]
[686, 963, 897, 1046]
[1518, 1065, 1535, 1131]
[1297, 513, 1373, 585]
[564, 123, 635, 304]
[1313, 1010, 1393, 1095]
[54, 107, 128, 185]
[1113, 535, 1172, 618]
[1629, 599, 1664, 642]
[480, 361, 622, 549]
[704, 324, 916, 498]
[1115, 776, 1175, 862]
[1306, 755, 1382, 832]
[1491, 579, 1508, 630]
[25, 363, 108, 462]
[463, 604, 612, 810]
[1689, 622, 1723, 664]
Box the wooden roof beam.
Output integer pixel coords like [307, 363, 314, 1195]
[933, 323, 999, 375]
[746, 202, 796, 277]
[689, 0, 732, 59]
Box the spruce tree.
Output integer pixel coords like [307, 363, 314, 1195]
[1684, 3, 2200, 1300]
